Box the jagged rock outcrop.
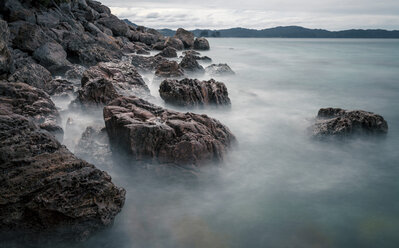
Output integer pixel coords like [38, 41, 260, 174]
[131, 54, 167, 72]
[76, 61, 149, 107]
[0, 112, 125, 241]
[174, 28, 195, 49]
[0, 81, 63, 140]
[205, 63, 235, 75]
[182, 50, 212, 61]
[33, 42, 72, 74]
[103, 96, 236, 167]
[0, 20, 13, 76]
[156, 46, 177, 58]
[194, 37, 210, 50]
[47, 79, 75, 96]
[159, 78, 231, 107]
[312, 108, 388, 137]
[8, 63, 53, 91]
[155, 60, 184, 78]
[164, 37, 184, 50]
[179, 53, 205, 73]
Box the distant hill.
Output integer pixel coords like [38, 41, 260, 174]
[156, 26, 399, 38]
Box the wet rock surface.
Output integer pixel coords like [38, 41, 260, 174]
[312, 108, 388, 137]
[103, 96, 236, 167]
[0, 113, 125, 241]
[0, 20, 13, 77]
[206, 63, 235, 75]
[194, 37, 210, 50]
[131, 54, 167, 72]
[155, 60, 184, 78]
[179, 54, 205, 73]
[157, 46, 177, 58]
[159, 78, 231, 107]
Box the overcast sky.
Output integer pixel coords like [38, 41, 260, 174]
[101, 0, 399, 30]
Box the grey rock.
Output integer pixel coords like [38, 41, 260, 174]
[33, 42, 72, 74]
[194, 37, 210, 50]
[156, 46, 177, 58]
[174, 28, 194, 49]
[205, 63, 235, 75]
[179, 54, 205, 73]
[155, 60, 184, 78]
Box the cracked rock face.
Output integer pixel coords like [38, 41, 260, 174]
[0, 112, 126, 242]
[103, 96, 236, 167]
[159, 78, 231, 107]
[312, 107, 388, 137]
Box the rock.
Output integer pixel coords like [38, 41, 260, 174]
[179, 54, 205, 73]
[103, 96, 236, 167]
[156, 46, 177, 58]
[138, 32, 159, 46]
[205, 63, 235, 75]
[174, 28, 194, 49]
[76, 61, 150, 107]
[183, 50, 200, 56]
[47, 79, 75, 96]
[8, 63, 53, 92]
[96, 15, 129, 37]
[159, 78, 231, 107]
[155, 60, 184, 78]
[131, 55, 167, 72]
[87, 0, 111, 16]
[312, 108, 388, 137]
[75, 126, 113, 168]
[0, 112, 125, 241]
[33, 42, 72, 74]
[65, 64, 86, 83]
[164, 37, 184, 50]
[12, 22, 53, 53]
[0, 81, 63, 140]
[0, 20, 13, 76]
[152, 41, 166, 50]
[194, 37, 210, 50]
[182, 51, 212, 62]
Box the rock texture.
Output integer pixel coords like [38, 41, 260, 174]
[131, 54, 167, 72]
[76, 61, 150, 107]
[155, 60, 184, 78]
[312, 108, 388, 137]
[179, 54, 205, 73]
[194, 37, 210, 50]
[0, 81, 63, 140]
[33, 42, 71, 74]
[206, 63, 235, 75]
[0, 20, 13, 76]
[103, 96, 236, 167]
[159, 78, 231, 107]
[0, 112, 125, 241]
[174, 28, 195, 49]
[156, 46, 177, 58]
[164, 37, 184, 50]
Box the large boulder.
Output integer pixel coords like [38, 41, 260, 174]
[96, 15, 129, 37]
[0, 81, 63, 140]
[174, 28, 194, 49]
[155, 60, 184, 78]
[12, 22, 53, 53]
[164, 37, 184, 50]
[0, 20, 13, 76]
[156, 46, 177, 58]
[312, 108, 388, 137]
[103, 96, 236, 167]
[8, 63, 53, 92]
[179, 54, 205, 73]
[159, 78, 231, 107]
[131, 55, 167, 72]
[205, 63, 235, 75]
[76, 61, 150, 107]
[183, 50, 212, 62]
[194, 37, 210, 50]
[33, 42, 72, 74]
[0, 112, 125, 241]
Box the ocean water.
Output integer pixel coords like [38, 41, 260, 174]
[58, 38, 399, 248]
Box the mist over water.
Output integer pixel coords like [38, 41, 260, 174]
[54, 39, 399, 248]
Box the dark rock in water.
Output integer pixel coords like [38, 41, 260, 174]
[205, 63, 235, 75]
[103, 96, 236, 167]
[152, 41, 166, 50]
[12, 22, 53, 53]
[312, 108, 388, 137]
[33, 42, 72, 74]
[159, 78, 231, 107]
[47, 79, 75, 96]
[183, 50, 201, 56]
[8, 63, 53, 92]
[0, 20, 13, 76]
[131, 54, 167, 72]
[76, 126, 113, 168]
[181, 50, 212, 62]
[164, 37, 184, 51]
[174, 28, 195, 49]
[96, 15, 129, 37]
[0, 81, 63, 140]
[179, 54, 205, 73]
[0, 113, 125, 241]
[194, 37, 210, 50]
[155, 60, 184, 78]
[76, 61, 149, 107]
[65, 64, 86, 83]
[157, 46, 177, 58]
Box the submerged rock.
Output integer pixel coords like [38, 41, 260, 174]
[174, 28, 195, 49]
[159, 78, 231, 107]
[205, 63, 235, 75]
[194, 37, 210, 50]
[76, 61, 150, 107]
[312, 108, 388, 137]
[179, 54, 205, 74]
[0, 81, 63, 140]
[155, 60, 184, 78]
[0, 113, 125, 241]
[103, 96, 236, 167]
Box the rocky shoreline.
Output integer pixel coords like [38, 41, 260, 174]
[0, 0, 389, 244]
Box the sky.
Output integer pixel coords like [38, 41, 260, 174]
[101, 0, 399, 30]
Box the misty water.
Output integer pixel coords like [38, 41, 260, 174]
[56, 38, 399, 248]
